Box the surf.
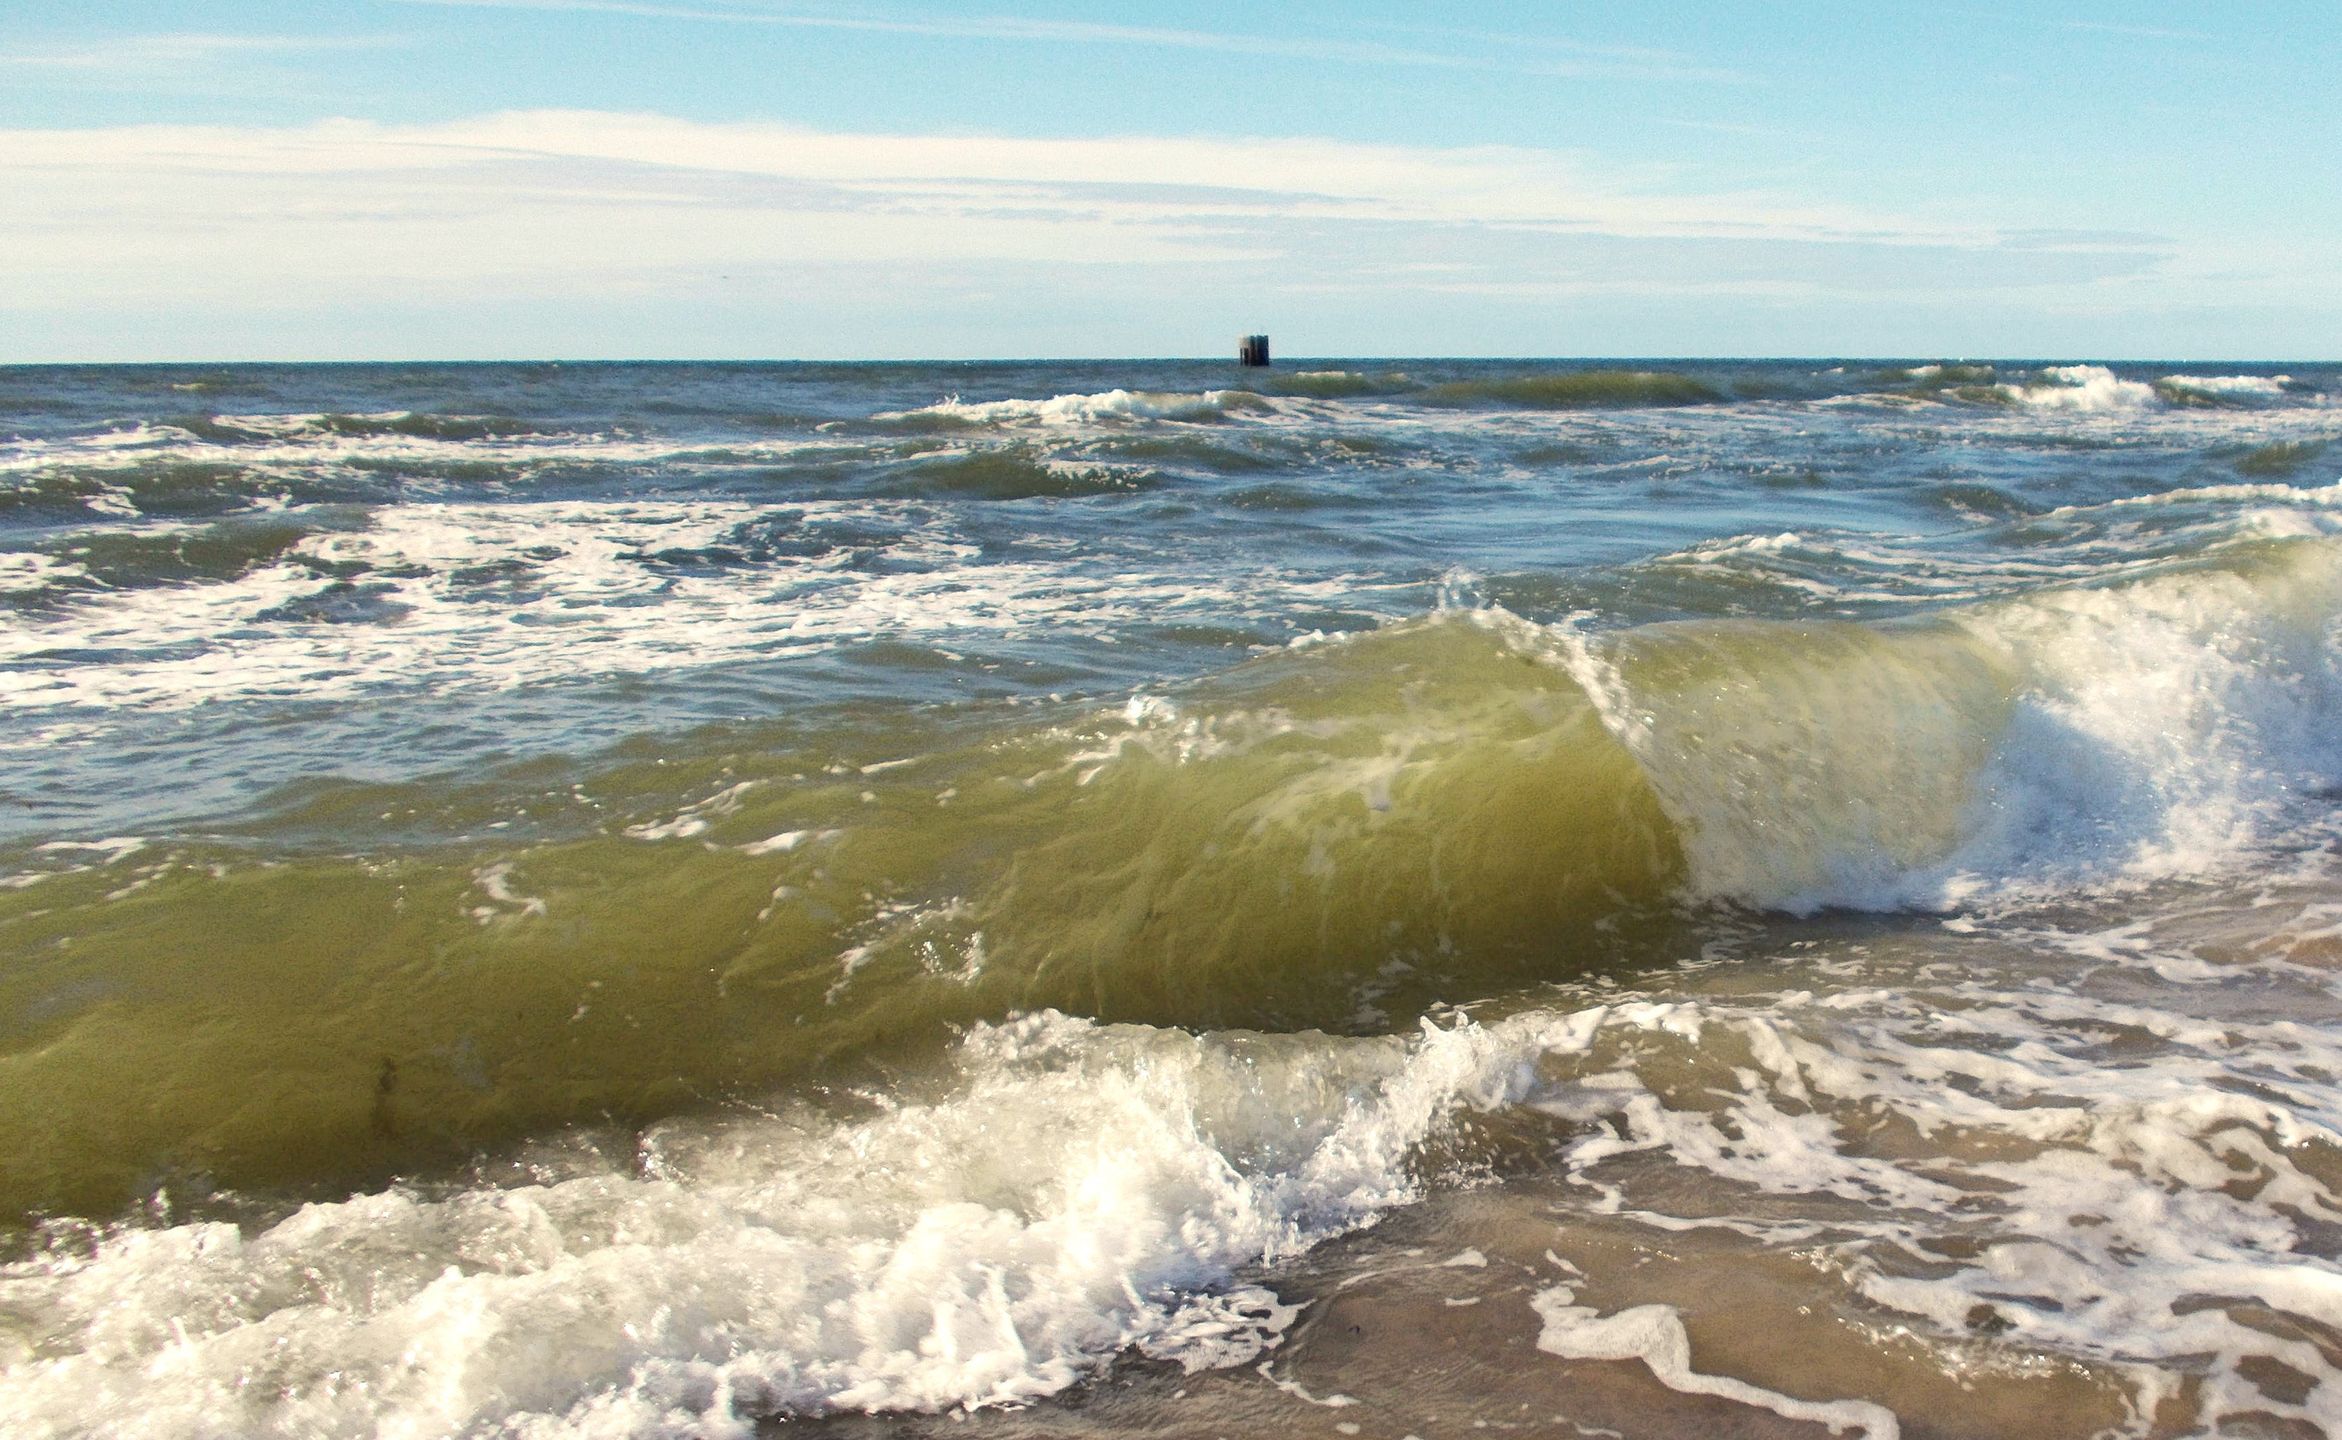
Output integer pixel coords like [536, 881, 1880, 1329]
[6, 527, 2340, 1222]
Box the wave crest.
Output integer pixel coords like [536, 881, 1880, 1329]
[1422, 370, 1724, 410]
[879, 389, 1272, 428]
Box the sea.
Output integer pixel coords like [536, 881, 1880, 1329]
[2, 358, 2340, 1439]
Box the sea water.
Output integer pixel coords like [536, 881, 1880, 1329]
[2, 359, 2340, 1437]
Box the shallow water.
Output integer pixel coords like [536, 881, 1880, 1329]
[3, 359, 2340, 1437]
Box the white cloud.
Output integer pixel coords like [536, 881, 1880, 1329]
[2056, 19, 2219, 43]
[0, 107, 1998, 251]
[0, 109, 2195, 358]
[0, 33, 404, 72]
[387, 0, 1742, 82]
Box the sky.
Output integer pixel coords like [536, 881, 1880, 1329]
[2, 1, 2337, 361]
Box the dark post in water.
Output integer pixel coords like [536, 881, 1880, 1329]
[1238, 334, 1271, 367]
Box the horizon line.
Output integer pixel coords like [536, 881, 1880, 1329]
[2, 353, 2333, 368]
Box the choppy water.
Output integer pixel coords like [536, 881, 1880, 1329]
[3, 358, 2341, 1438]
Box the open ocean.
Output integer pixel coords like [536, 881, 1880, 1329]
[4, 358, 2342, 1438]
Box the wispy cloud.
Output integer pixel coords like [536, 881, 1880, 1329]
[1654, 116, 1832, 145]
[2058, 19, 2219, 43]
[0, 109, 2196, 358]
[0, 33, 405, 71]
[0, 108, 2003, 248]
[387, 0, 1744, 82]
[1342, 18, 1730, 78]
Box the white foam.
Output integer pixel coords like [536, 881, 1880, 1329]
[880, 389, 1261, 427]
[2001, 364, 2158, 412]
[0, 551, 87, 591]
[737, 827, 840, 857]
[31, 836, 146, 864]
[1543, 957, 2342, 1434]
[0, 1009, 1602, 1438]
[467, 860, 548, 923]
[1562, 532, 2342, 914]
[1638, 483, 2342, 617]
[1930, 548, 2342, 899]
[0, 421, 189, 476]
[9, 928, 2342, 1433]
[622, 780, 760, 842]
[2162, 373, 2291, 399]
[0, 499, 1363, 713]
[1532, 1287, 1898, 1438]
[0, 416, 876, 517]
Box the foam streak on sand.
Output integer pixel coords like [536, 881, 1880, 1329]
[1532, 1287, 1900, 1439]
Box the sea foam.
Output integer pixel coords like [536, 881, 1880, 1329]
[2161, 372, 2292, 400]
[0, 1010, 1590, 1437]
[880, 389, 1268, 427]
[2000, 364, 2159, 412]
[1557, 520, 2342, 915]
[13, 951, 2342, 1435]
[0, 498, 1358, 713]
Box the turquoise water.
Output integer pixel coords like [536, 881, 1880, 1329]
[4, 359, 2341, 1437]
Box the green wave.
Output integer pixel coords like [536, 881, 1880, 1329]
[1086, 435, 1288, 474]
[0, 461, 275, 522]
[2235, 440, 2328, 476]
[8, 534, 2336, 1223]
[175, 411, 560, 444]
[1260, 370, 1418, 399]
[14, 516, 335, 601]
[1420, 371, 1725, 410]
[0, 619, 1682, 1221]
[886, 451, 1155, 499]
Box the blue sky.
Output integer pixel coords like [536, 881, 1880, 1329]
[3, 2, 2336, 360]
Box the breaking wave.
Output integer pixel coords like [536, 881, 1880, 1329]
[1999, 364, 2160, 412]
[7, 491, 2339, 1221]
[14, 359, 2342, 1437]
[877, 389, 1276, 428]
[14, 929, 2342, 1435]
[1421, 370, 1725, 410]
[0, 1010, 1552, 1437]
[2159, 372, 2294, 404]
